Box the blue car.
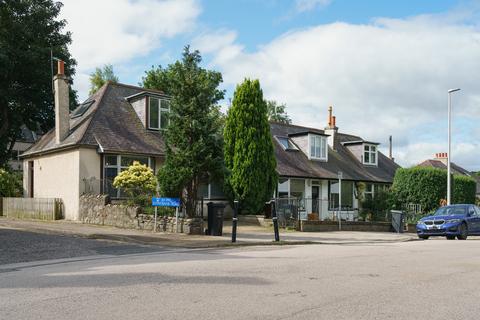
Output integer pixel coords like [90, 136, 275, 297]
[417, 204, 480, 240]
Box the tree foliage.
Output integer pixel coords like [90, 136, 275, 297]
[266, 100, 291, 124]
[0, 0, 77, 166]
[89, 64, 118, 95]
[0, 168, 22, 197]
[113, 161, 157, 206]
[142, 46, 225, 218]
[224, 79, 278, 213]
[391, 167, 477, 213]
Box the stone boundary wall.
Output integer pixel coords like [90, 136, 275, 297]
[79, 194, 202, 235]
[300, 220, 393, 232]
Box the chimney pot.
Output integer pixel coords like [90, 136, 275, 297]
[57, 60, 65, 75]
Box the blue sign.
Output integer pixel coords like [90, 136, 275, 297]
[152, 197, 181, 207]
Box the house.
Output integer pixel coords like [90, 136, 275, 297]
[22, 60, 399, 222]
[8, 126, 42, 172]
[21, 61, 169, 220]
[271, 107, 400, 220]
[417, 153, 480, 198]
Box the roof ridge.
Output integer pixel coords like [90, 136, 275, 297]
[77, 83, 111, 145]
[109, 81, 165, 95]
[270, 121, 325, 132]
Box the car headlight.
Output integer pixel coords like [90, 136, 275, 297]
[417, 220, 425, 225]
[445, 219, 461, 224]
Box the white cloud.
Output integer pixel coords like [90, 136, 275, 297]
[60, 0, 201, 99]
[295, 0, 332, 12]
[200, 12, 480, 170]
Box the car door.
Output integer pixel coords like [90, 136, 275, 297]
[467, 206, 480, 234]
[473, 206, 480, 234]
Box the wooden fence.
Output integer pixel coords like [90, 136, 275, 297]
[2, 197, 63, 220]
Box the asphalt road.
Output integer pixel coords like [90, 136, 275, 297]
[0, 228, 168, 265]
[1, 231, 480, 320]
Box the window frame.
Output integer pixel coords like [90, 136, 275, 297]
[104, 154, 153, 199]
[363, 144, 378, 166]
[148, 96, 170, 130]
[308, 134, 328, 161]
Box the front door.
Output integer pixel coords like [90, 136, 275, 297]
[312, 186, 320, 214]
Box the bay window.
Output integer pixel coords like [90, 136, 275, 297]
[104, 155, 153, 198]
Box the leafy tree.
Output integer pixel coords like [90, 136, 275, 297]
[0, 168, 22, 197]
[224, 79, 278, 213]
[142, 46, 225, 218]
[266, 100, 291, 124]
[89, 64, 118, 95]
[0, 0, 77, 167]
[113, 161, 157, 206]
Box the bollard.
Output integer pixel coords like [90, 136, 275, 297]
[271, 200, 280, 242]
[232, 200, 239, 243]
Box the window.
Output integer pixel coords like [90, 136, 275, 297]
[363, 144, 377, 165]
[329, 180, 354, 210]
[364, 183, 374, 201]
[276, 136, 298, 151]
[196, 180, 226, 199]
[278, 178, 289, 198]
[104, 155, 152, 198]
[290, 179, 305, 199]
[309, 134, 327, 160]
[148, 97, 170, 130]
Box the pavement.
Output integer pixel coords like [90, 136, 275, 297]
[2, 237, 480, 319]
[0, 216, 416, 248]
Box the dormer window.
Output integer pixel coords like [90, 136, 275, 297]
[276, 136, 298, 151]
[363, 144, 377, 165]
[148, 97, 170, 130]
[309, 134, 327, 161]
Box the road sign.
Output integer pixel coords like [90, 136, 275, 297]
[151, 197, 180, 207]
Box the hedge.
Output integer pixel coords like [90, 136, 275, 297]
[0, 168, 22, 197]
[391, 167, 477, 213]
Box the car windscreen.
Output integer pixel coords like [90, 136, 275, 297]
[434, 206, 466, 216]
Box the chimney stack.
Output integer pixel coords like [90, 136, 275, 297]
[434, 152, 448, 164]
[324, 106, 338, 150]
[389, 135, 394, 160]
[54, 60, 70, 144]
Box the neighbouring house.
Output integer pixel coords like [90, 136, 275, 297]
[7, 125, 42, 172]
[271, 107, 400, 221]
[417, 153, 480, 199]
[21, 61, 169, 220]
[21, 61, 399, 222]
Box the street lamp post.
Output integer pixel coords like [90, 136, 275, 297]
[447, 88, 460, 205]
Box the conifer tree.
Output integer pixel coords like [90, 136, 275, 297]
[224, 79, 278, 213]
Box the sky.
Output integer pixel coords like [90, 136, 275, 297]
[60, 0, 480, 171]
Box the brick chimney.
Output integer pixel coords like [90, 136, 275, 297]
[434, 152, 448, 165]
[54, 60, 70, 144]
[324, 106, 338, 150]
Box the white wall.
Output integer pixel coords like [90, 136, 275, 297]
[24, 149, 80, 220]
[22, 147, 102, 221]
[79, 148, 101, 194]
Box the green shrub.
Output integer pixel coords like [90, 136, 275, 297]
[113, 161, 157, 207]
[452, 175, 476, 204]
[0, 168, 22, 197]
[391, 167, 477, 212]
[360, 189, 392, 221]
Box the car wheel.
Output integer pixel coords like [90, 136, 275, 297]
[457, 223, 468, 240]
[418, 235, 429, 240]
[446, 235, 456, 240]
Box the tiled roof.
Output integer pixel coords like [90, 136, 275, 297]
[22, 82, 166, 157]
[270, 122, 400, 183]
[417, 159, 471, 176]
[417, 159, 480, 195]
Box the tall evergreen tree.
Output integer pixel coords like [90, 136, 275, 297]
[142, 46, 225, 218]
[0, 0, 77, 166]
[224, 79, 278, 213]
